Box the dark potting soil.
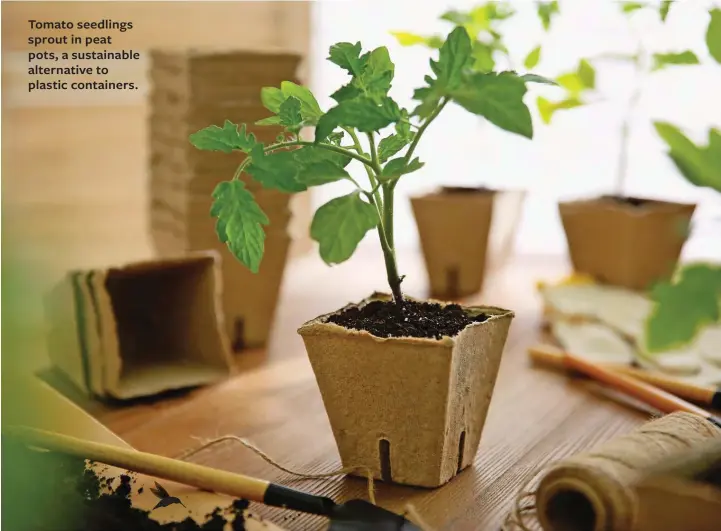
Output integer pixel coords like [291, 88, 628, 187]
[440, 185, 495, 194]
[326, 299, 490, 340]
[601, 194, 650, 207]
[1, 436, 250, 531]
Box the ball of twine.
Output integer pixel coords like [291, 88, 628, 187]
[503, 412, 721, 531]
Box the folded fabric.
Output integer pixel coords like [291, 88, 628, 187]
[538, 276, 721, 386]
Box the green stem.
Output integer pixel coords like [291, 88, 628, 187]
[366, 132, 383, 174]
[345, 127, 384, 216]
[403, 97, 449, 166]
[382, 183, 396, 251]
[263, 140, 373, 167]
[232, 157, 251, 180]
[377, 189, 402, 304]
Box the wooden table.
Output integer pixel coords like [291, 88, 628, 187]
[92, 248, 648, 530]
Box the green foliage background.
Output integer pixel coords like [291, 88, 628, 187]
[645, 7, 721, 352]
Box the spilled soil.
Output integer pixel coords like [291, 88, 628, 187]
[326, 299, 489, 340]
[2, 437, 250, 531]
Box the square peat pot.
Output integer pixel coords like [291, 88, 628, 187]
[411, 187, 526, 299]
[559, 195, 696, 291]
[297, 292, 514, 488]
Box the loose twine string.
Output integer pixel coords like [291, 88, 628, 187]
[175, 435, 435, 531]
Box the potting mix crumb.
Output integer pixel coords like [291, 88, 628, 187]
[327, 299, 489, 339]
[2, 437, 251, 531]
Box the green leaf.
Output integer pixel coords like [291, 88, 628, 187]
[326, 131, 345, 145]
[354, 47, 395, 102]
[522, 73, 558, 86]
[660, 1, 672, 21]
[279, 81, 323, 122]
[328, 41, 366, 75]
[315, 96, 401, 142]
[654, 122, 721, 193]
[555, 60, 595, 97]
[210, 180, 269, 273]
[246, 149, 307, 193]
[296, 160, 351, 187]
[652, 50, 700, 71]
[556, 73, 584, 94]
[330, 83, 361, 103]
[621, 2, 646, 14]
[378, 134, 413, 163]
[578, 59, 595, 89]
[645, 264, 721, 352]
[450, 71, 533, 139]
[707, 9, 721, 64]
[537, 1, 560, 31]
[255, 116, 283, 126]
[524, 46, 542, 69]
[189, 120, 258, 153]
[412, 26, 473, 118]
[294, 145, 351, 169]
[440, 9, 471, 27]
[381, 157, 424, 179]
[310, 192, 379, 265]
[260, 87, 285, 113]
[537, 96, 584, 124]
[470, 41, 495, 72]
[390, 32, 430, 47]
[279, 96, 303, 131]
[433, 26, 473, 91]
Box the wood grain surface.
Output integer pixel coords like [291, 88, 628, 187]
[84, 248, 649, 531]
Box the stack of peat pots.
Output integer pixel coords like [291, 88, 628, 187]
[148, 50, 300, 349]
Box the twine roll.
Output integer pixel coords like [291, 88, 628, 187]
[533, 412, 721, 531]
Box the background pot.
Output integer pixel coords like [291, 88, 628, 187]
[559, 196, 696, 291]
[298, 293, 514, 488]
[411, 188, 526, 299]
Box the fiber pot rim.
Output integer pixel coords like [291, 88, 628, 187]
[410, 187, 528, 200]
[559, 194, 696, 217]
[297, 291, 514, 346]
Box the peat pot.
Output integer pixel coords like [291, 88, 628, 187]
[411, 186, 526, 299]
[297, 293, 514, 488]
[559, 195, 696, 291]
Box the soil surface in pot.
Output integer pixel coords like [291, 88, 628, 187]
[2, 437, 251, 531]
[440, 186, 496, 194]
[326, 299, 490, 340]
[601, 194, 651, 208]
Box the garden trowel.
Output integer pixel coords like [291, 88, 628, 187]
[7, 422, 422, 531]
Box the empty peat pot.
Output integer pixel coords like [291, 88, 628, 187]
[298, 292, 514, 488]
[559, 195, 696, 291]
[411, 186, 526, 299]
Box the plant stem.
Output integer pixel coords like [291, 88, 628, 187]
[403, 97, 449, 165]
[376, 185, 403, 304]
[345, 128, 384, 214]
[375, 99, 450, 305]
[615, 47, 645, 196]
[263, 140, 373, 167]
[382, 183, 396, 252]
[366, 132, 382, 174]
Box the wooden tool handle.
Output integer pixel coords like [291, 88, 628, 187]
[5, 425, 270, 502]
[529, 344, 719, 407]
[562, 352, 718, 423]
